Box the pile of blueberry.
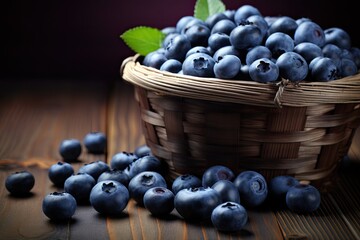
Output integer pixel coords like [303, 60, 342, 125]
[5, 131, 321, 233]
[144, 4, 360, 82]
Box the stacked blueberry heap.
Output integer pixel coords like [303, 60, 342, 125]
[142, 4, 360, 83]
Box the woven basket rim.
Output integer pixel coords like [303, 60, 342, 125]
[121, 54, 360, 108]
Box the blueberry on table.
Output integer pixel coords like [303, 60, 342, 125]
[134, 144, 152, 158]
[83, 131, 107, 154]
[128, 155, 163, 179]
[233, 170, 268, 208]
[202, 165, 235, 188]
[48, 161, 74, 187]
[286, 184, 321, 213]
[78, 160, 110, 181]
[64, 173, 96, 203]
[110, 151, 137, 171]
[174, 187, 222, 222]
[97, 169, 130, 187]
[211, 180, 240, 204]
[143, 187, 175, 216]
[90, 180, 129, 216]
[128, 171, 167, 206]
[5, 170, 35, 196]
[42, 192, 77, 221]
[211, 202, 248, 232]
[171, 174, 202, 195]
[59, 139, 82, 161]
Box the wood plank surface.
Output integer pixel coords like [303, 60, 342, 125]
[0, 79, 359, 240]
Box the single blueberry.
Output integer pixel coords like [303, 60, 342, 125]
[211, 202, 248, 232]
[234, 4, 262, 25]
[143, 187, 175, 216]
[202, 165, 235, 188]
[59, 139, 82, 161]
[184, 24, 211, 47]
[171, 174, 202, 195]
[42, 192, 77, 221]
[128, 155, 163, 179]
[110, 151, 138, 170]
[294, 21, 325, 47]
[214, 55, 241, 79]
[286, 184, 321, 213]
[64, 173, 96, 203]
[268, 16, 298, 37]
[78, 160, 110, 181]
[276, 52, 308, 81]
[249, 58, 279, 83]
[134, 144, 152, 158]
[294, 42, 324, 64]
[142, 50, 168, 69]
[165, 34, 192, 62]
[310, 57, 338, 81]
[324, 27, 351, 50]
[265, 32, 294, 59]
[83, 132, 107, 154]
[230, 24, 263, 50]
[213, 45, 241, 62]
[160, 59, 183, 73]
[211, 19, 236, 35]
[182, 53, 215, 78]
[48, 161, 74, 187]
[5, 170, 35, 196]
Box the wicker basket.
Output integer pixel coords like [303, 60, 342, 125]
[121, 54, 360, 191]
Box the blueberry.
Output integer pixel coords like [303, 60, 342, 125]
[48, 161, 74, 187]
[142, 50, 168, 69]
[143, 187, 175, 216]
[160, 59, 183, 73]
[324, 27, 351, 50]
[214, 55, 241, 79]
[202, 165, 235, 188]
[211, 202, 248, 232]
[211, 19, 236, 35]
[176, 16, 197, 33]
[293, 42, 324, 64]
[294, 21, 325, 47]
[110, 151, 138, 170]
[128, 171, 167, 206]
[165, 34, 192, 62]
[249, 58, 279, 82]
[246, 46, 272, 65]
[339, 58, 358, 78]
[182, 53, 215, 78]
[181, 18, 208, 34]
[267, 16, 298, 37]
[161, 26, 177, 36]
[322, 44, 342, 68]
[134, 144, 152, 158]
[276, 52, 308, 81]
[265, 32, 294, 59]
[89, 180, 129, 216]
[5, 170, 35, 196]
[233, 170, 268, 208]
[205, 12, 229, 29]
[83, 132, 107, 154]
[97, 169, 130, 187]
[246, 15, 269, 38]
[78, 160, 110, 181]
[286, 184, 321, 213]
[174, 187, 222, 222]
[211, 180, 240, 204]
[213, 45, 241, 62]
[162, 33, 179, 49]
[64, 173, 96, 203]
[184, 24, 211, 47]
[171, 174, 202, 195]
[268, 175, 299, 206]
[310, 57, 338, 81]
[208, 33, 230, 52]
[230, 24, 263, 50]
[234, 5, 262, 25]
[59, 139, 82, 161]
[42, 192, 77, 221]
[185, 46, 211, 58]
[128, 155, 163, 179]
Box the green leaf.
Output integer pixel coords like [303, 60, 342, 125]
[194, 0, 226, 21]
[120, 26, 165, 56]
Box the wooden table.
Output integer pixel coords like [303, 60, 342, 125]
[0, 79, 359, 240]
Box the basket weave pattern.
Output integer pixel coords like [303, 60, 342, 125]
[121, 55, 360, 191]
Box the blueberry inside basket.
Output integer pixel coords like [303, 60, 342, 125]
[121, 54, 360, 191]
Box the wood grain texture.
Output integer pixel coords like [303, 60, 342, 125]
[0, 79, 359, 240]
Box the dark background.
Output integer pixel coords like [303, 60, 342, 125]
[3, 0, 359, 82]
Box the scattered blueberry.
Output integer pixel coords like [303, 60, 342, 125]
[78, 160, 110, 181]
[42, 192, 77, 221]
[64, 173, 96, 203]
[143, 187, 175, 216]
[90, 180, 129, 216]
[110, 151, 138, 170]
[202, 165, 235, 188]
[83, 132, 107, 154]
[128, 171, 167, 206]
[171, 174, 202, 195]
[286, 183, 321, 213]
[233, 170, 268, 208]
[128, 155, 163, 179]
[134, 144, 152, 158]
[48, 161, 74, 187]
[174, 187, 222, 222]
[211, 202, 248, 232]
[5, 170, 35, 196]
[59, 139, 82, 161]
